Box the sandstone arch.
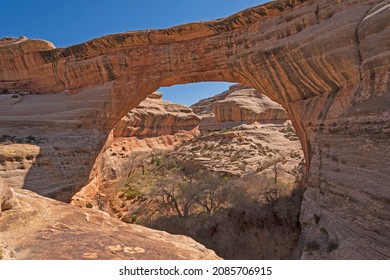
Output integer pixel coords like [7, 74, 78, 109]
[0, 0, 389, 258]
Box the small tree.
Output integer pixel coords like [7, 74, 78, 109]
[157, 179, 184, 218]
[193, 172, 228, 216]
[152, 159, 229, 218]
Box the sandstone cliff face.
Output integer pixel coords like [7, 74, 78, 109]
[192, 84, 288, 130]
[114, 92, 200, 138]
[0, 0, 389, 259]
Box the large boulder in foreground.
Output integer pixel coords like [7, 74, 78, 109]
[0, 188, 220, 260]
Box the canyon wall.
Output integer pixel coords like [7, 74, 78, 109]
[114, 92, 200, 138]
[192, 84, 288, 130]
[0, 0, 389, 258]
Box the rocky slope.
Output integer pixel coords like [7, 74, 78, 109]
[171, 121, 302, 177]
[85, 120, 304, 260]
[0, 0, 389, 259]
[192, 84, 288, 130]
[0, 178, 219, 260]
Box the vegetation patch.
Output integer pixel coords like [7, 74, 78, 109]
[111, 152, 305, 259]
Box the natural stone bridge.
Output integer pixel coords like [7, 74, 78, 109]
[0, 0, 389, 259]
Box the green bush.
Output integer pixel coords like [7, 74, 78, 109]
[151, 156, 162, 166]
[124, 187, 141, 200]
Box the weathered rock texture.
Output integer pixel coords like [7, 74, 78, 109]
[0, 187, 220, 260]
[0, 177, 19, 215]
[192, 84, 288, 130]
[72, 93, 200, 208]
[114, 92, 200, 138]
[72, 130, 199, 209]
[0, 0, 389, 259]
[171, 121, 303, 177]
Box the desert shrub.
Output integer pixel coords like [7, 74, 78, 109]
[117, 150, 305, 260]
[151, 161, 230, 218]
[151, 156, 162, 166]
[124, 187, 141, 200]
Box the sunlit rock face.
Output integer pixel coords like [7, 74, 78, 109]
[71, 92, 200, 209]
[0, 186, 221, 260]
[114, 92, 200, 138]
[0, 0, 389, 258]
[192, 84, 288, 131]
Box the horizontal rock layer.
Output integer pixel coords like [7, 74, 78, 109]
[192, 84, 288, 130]
[0, 0, 389, 259]
[114, 92, 200, 138]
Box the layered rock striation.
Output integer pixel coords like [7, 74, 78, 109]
[72, 94, 200, 209]
[114, 92, 200, 138]
[192, 84, 288, 130]
[0, 0, 389, 259]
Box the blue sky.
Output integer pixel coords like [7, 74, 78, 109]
[2, 0, 267, 105]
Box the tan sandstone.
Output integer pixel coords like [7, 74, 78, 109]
[0, 0, 389, 259]
[192, 84, 288, 130]
[0, 185, 220, 260]
[114, 92, 200, 138]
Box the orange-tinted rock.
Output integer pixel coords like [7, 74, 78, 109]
[114, 92, 200, 138]
[72, 93, 200, 208]
[0, 188, 220, 260]
[214, 85, 288, 122]
[0, 0, 389, 259]
[192, 84, 288, 130]
[0, 177, 19, 215]
[72, 129, 199, 209]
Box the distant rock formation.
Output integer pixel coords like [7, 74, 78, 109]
[0, 187, 220, 260]
[0, 0, 389, 259]
[114, 92, 200, 138]
[192, 84, 288, 130]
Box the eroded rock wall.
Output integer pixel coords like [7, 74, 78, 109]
[114, 92, 200, 138]
[0, 0, 389, 258]
[192, 84, 288, 130]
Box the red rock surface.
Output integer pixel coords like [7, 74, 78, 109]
[0, 186, 220, 260]
[0, 0, 389, 259]
[192, 84, 288, 130]
[114, 92, 200, 138]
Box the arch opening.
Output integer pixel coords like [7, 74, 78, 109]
[82, 82, 306, 259]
